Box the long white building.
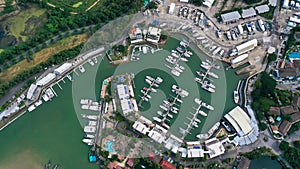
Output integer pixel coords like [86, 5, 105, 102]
[54, 62, 72, 75]
[236, 39, 258, 55]
[36, 73, 56, 86]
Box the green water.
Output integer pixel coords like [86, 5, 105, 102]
[250, 156, 282, 169]
[0, 36, 244, 168]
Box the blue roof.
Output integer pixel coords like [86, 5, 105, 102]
[288, 52, 300, 60]
[276, 116, 282, 121]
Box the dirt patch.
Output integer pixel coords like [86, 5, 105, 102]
[0, 33, 89, 83]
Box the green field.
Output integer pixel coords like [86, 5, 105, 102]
[72, 1, 83, 8]
[0, 49, 3, 54]
[46, 0, 101, 12]
[2, 4, 46, 42]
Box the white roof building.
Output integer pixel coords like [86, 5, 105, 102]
[290, 16, 300, 24]
[120, 99, 133, 115]
[169, 3, 175, 15]
[117, 84, 129, 100]
[133, 121, 150, 135]
[255, 5, 270, 14]
[269, 0, 277, 6]
[148, 129, 165, 144]
[221, 11, 241, 23]
[224, 106, 252, 136]
[54, 62, 72, 75]
[282, 0, 290, 8]
[27, 84, 38, 100]
[187, 148, 204, 158]
[236, 39, 258, 55]
[242, 7, 256, 19]
[36, 73, 56, 86]
[146, 27, 162, 44]
[179, 0, 189, 2]
[203, 0, 215, 8]
[205, 138, 225, 159]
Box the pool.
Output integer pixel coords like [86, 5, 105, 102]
[105, 141, 115, 153]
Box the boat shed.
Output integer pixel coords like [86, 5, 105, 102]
[236, 39, 258, 55]
[54, 62, 72, 75]
[255, 5, 270, 14]
[27, 84, 38, 100]
[241, 7, 256, 19]
[224, 106, 252, 136]
[221, 11, 241, 23]
[36, 73, 56, 86]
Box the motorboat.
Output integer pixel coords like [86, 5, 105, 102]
[194, 77, 202, 83]
[194, 118, 201, 123]
[160, 105, 169, 111]
[143, 87, 148, 91]
[157, 111, 163, 116]
[202, 61, 210, 66]
[234, 90, 239, 104]
[201, 102, 214, 110]
[172, 107, 179, 111]
[174, 66, 183, 73]
[187, 51, 193, 55]
[82, 139, 94, 144]
[171, 52, 180, 58]
[194, 98, 202, 105]
[81, 114, 98, 120]
[171, 69, 180, 77]
[175, 98, 183, 103]
[151, 88, 157, 92]
[53, 164, 60, 169]
[163, 100, 170, 105]
[208, 71, 219, 79]
[146, 76, 154, 81]
[153, 83, 159, 88]
[153, 117, 162, 123]
[180, 57, 188, 62]
[201, 84, 215, 93]
[78, 65, 85, 73]
[203, 80, 215, 89]
[200, 64, 211, 70]
[88, 59, 95, 66]
[209, 46, 217, 52]
[92, 57, 98, 63]
[196, 71, 205, 77]
[176, 47, 184, 53]
[172, 85, 179, 90]
[145, 79, 152, 85]
[162, 122, 170, 129]
[146, 95, 151, 99]
[198, 110, 207, 116]
[88, 121, 97, 126]
[156, 77, 163, 83]
[140, 90, 146, 95]
[183, 52, 191, 58]
[192, 121, 199, 128]
[180, 41, 189, 48]
[166, 58, 176, 64]
[175, 64, 185, 70]
[144, 97, 149, 102]
[84, 134, 95, 139]
[167, 114, 173, 118]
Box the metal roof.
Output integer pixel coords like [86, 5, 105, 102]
[242, 7, 256, 18]
[255, 5, 270, 14]
[221, 11, 241, 23]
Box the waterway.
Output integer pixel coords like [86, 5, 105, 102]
[0, 36, 245, 168]
[249, 156, 282, 169]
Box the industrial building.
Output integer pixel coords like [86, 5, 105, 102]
[221, 11, 241, 23]
[120, 99, 133, 115]
[241, 7, 256, 19]
[132, 120, 150, 135]
[235, 39, 258, 55]
[168, 3, 175, 15]
[36, 73, 56, 86]
[255, 5, 270, 14]
[54, 62, 72, 75]
[225, 106, 252, 136]
[186, 141, 205, 158]
[146, 27, 162, 44]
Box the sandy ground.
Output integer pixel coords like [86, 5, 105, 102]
[0, 148, 45, 169]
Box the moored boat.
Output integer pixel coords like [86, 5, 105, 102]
[198, 110, 207, 116]
[234, 90, 239, 104]
[201, 102, 214, 111]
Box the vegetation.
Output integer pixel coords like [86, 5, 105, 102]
[279, 141, 290, 152]
[293, 140, 300, 149]
[288, 122, 300, 135]
[0, 0, 19, 16]
[282, 146, 300, 168]
[268, 53, 277, 63]
[145, 1, 157, 9]
[259, 6, 275, 20]
[242, 147, 275, 159]
[189, 0, 203, 6]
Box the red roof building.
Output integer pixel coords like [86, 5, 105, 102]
[126, 158, 134, 167]
[160, 160, 176, 169]
[107, 162, 115, 169]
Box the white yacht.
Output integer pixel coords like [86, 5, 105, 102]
[198, 110, 208, 117]
[194, 77, 202, 84]
[180, 57, 188, 62]
[156, 77, 163, 83]
[171, 52, 180, 58]
[85, 134, 95, 139]
[234, 90, 239, 104]
[78, 65, 85, 73]
[201, 84, 215, 93]
[163, 100, 170, 105]
[194, 98, 202, 105]
[140, 90, 146, 95]
[167, 114, 173, 118]
[208, 71, 219, 79]
[171, 69, 180, 77]
[160, 105, 168, 111]
[166, 58, 176, 64]
[92, 57, 98, 63]
[175, 64, 185, 70]
[145, 79, 152, 85]
[174, 66, 183, 73]
[146, 95, 151, 99]
[196, 71, 205, 77]
[82, 139, 94, 144]
[151, 88, 157, 92]
[201, 102, 214, 111]
[194, 118, 201, 123]
[187, 51, 193, 55]
[203, 81, 215, 89]
[88, 59, 95, 66]
[209, 46, 217, 51]
[153, 117, 162, 123]
[144, 97, 149, 102]
[183, 52, 191, 58]
[192, 121, 199, 128]
[200, 64, 211, 70]
[146, 76, 154, 81]
[157, 111, 163, 116]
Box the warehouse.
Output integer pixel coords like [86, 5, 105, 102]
[255, 5, 270, 14]
[36, 73, 56, 86]
[54, 62, 72, 75]
[241, 7, 256, 19]
[235, 39, 258, 55]
[221, 11, 241, 23]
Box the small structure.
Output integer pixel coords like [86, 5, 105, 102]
[255, 5, 270, 14]
[53, 62, 72, 75]
[160, 160, 176, 169]
[146, 27, 162, 44]
[280, 105, 296, 115]
[36, 73, 56, 86]
[203, 0, 215, 8]
[179, 0, 189, 2]
[282, 0, 290, 8]
[269, 0, 277, 6]
[205, 138, 225, 159]
[132, 121, 150, 135]
[221, 11, 241, 23]
[126, 158, 134, 168]
[235, 39, 258, 55]
[169, 3, 175, 15]
[269, 107, 281, 116]
[278, 120, 292, 136]
[241, 7, 256, 19]
[237, 157, 251, 169]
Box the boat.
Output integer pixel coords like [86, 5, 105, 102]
[180, 41, 189, 48]
[141, 165, 146, 169]
[153, 117, 162, 123]
[166, 58, 176, 64]
[234, 90, 239, 104]
[192, 121, 199, 128]
[157, 111, 163, 116]
[145, 79, 152, 85]
[175, 98, 183, 103]
[194, 77, 202, 83]
[198, 110, 207, 116]
[219, 50, 225, 56]
[84, 134, 95, 139]
[171, 109, 178, 114]
[201, 84, 215, 93]
[162, 122, 170, 129]
[153, 83, 159, 88]
[156, 77, 163, 83]
[141, 90, 146, 94]
[146, 95, 151, 99]
[81, 114, 98, 120]
[202, 61, 210, 65]
[171, 52, 180, 58]
[88, 59, 95, 66]
[163, 100, 170, 105]
[82, 139, 94, 144]
[180, 57, 188, 62]
[176, 46, 184, 53]
[194, 118, 201, 123]
[88, 121, 97, 126]
[209, 46, 217, 51]
[174, 66, 183, 73]
[200, 64, 211, 70]
[146, 76, 154, 81]
[151, 88, 157, 92]
[187, 51, 193, 55]
[34, 100, 43, 107]
[201, 102, 214, 110]
[78, 65, 85, 73]
[196, 71, 205, 77]
[172, 107, 179, 111]
[175, 64, 185, 70]
[171, 69, 180, 77]
[144, 97, 149, 102]
[167, 114, 173, 118]
[92, 57, 98, 63]
[183, 52, 191, 58]
[160, 105, 169, 111]
[194, 98, 202, 105]
[143, 87, 148, 91]
[203, 80, 215, 89]
[84, 126, 96, 133]
[208, 71, 219, 79]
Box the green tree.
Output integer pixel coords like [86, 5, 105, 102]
[268, 53, 277, 63]
[279, 141, 289, 152]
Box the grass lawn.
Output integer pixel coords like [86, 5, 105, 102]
[72, 1, 83, 8]
[2, 4, 46, 41]
[0, 49, 3, 54]
[46, 0, 101, 12]
[0, 34, 89, 83]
